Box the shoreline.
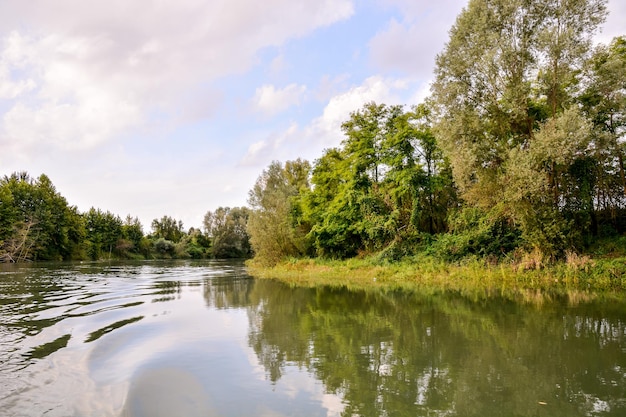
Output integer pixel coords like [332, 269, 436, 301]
[246, 255, 626, 304]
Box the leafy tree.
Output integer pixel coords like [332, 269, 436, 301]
[302, 103, 456, 258]
[401, 104, 458, 235]
[204, 206, 251, 258]
[580, 36, 626, 233]
[153, 237, 176, 257]
[84, 208, 123, 260]
[431, 0, 609, 256]
[0, 185, 17, 244]
[114, 215, 146, 257]
[121, 215, 144, 250]
[151, 215, 185, 243]
[183, 227, 210, 259]
[303, 148, 363, 258]
[0, 172, 84, 261]
[304, 103, 403, 257]
[247, 159, 311, 265]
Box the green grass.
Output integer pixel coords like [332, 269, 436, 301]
[246, 253, 626, 304]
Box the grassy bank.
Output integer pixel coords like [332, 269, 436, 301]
[246, 253, 626, 304]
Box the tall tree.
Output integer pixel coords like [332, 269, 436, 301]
[120, 215, 145, 255]
[151, 215, 185, 243]
[247, 159, 311, 265]
[303, 103, 455, 258]
[84, 208, 123, 260]
[204, 206, 251, 258]
[0, 172, 84, 261]
[580, 36, 626, 213]
[431, 0, 608, 255]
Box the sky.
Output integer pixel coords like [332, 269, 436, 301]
[1, 0, 624, 232]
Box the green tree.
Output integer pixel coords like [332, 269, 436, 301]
[183, 227, 210, 259]
[305, 103, 404, 257]
[151, 215, 185, 243]
[304, 148, 364, 258]
[118, 215, 145, 256]
[84, 208, 123, 260]
[431, 0, 608, 256]
[0, 185, 17, 245]
[303, 103, 456, 259]
[580, 36, 626, 233]
[204, 206, 251, 258]
[401, 103, 457, 235]
[0, 172, 84, 261]
[247, 159, 311, 265]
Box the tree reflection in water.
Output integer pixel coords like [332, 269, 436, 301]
[243, 280, 626, 417]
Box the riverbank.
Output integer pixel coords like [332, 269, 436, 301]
[246, 253, 626, 304]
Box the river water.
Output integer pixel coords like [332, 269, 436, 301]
[0, 260, 625, 417]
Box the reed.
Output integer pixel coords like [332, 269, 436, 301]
[246, 254, 626, 304]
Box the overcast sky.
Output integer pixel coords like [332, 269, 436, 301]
[1, 0, 624, 231]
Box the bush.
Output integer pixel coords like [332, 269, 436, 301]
[372, 231, 429, 263]
[153, 238, 175, 257]
[428, 208, 521, 261]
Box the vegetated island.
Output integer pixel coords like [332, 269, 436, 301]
[3, 0, 626, 303]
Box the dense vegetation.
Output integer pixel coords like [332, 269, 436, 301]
[0, 172, 251, 262]
[246, 0, 626, 271]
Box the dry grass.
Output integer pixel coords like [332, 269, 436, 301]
[564, 250, 595, 271]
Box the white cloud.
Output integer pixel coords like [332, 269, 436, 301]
[269, 54, 289, 75]
[373, 0, 626, 78]
[0, 40, 37, 100]
[0, 0, 354, 158]
[241, 122, 300, 166]
[369, 0, 466, 77]
[252, 83, 307, 117]
[242, 140, 271, 166]
[241, 75, 415, 168]
[307, 75, 410, 147]
[597, 0, 626, 45]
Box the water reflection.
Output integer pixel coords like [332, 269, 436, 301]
[246, 282, 626, 417]
[0, 261, 625, 417]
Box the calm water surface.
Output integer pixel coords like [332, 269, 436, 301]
[0, 260, 625, 417]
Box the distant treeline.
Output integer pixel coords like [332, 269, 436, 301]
[0, 172, 251, 262]
[245, 0, 626, 266]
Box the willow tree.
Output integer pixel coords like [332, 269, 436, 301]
[203, 206, 251, 258]
[432, 0, 608, 255]
[247, 159, 311, 265]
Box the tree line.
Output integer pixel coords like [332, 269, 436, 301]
[246, 0, 626, 266]
[3, 0, 624, 266]
[0, 172, 251, 262]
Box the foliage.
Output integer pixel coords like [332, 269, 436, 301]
[183, 228, 210, 259]
[0, 172, 84, 261]
[84, 208, 123, 260]
[302, 102, 457, 259]
[0, 172, 213, 262]
[151, 215, 185, 243]
[429, 207, 521, 261]
[122, 215, 144, 253]
[247, 159, 312, 266]
[153, 237, 176, 257]
[204, 206, 251, 258]
[431, 0, 620, 256]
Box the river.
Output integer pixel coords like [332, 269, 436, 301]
[0, 260, 625, 416]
